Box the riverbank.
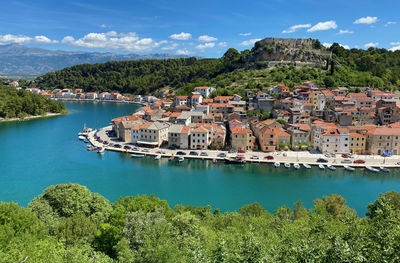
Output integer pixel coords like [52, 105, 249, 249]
[0, 112, 66, 123]
[53, 97, 146, 106]
[87, 126, 400, 169]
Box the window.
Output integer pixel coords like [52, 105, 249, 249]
[351, 143, 353, 146]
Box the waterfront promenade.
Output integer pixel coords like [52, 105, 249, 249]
[87, 126, 400, 169]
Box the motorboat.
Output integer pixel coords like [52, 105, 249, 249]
[284, 163, 291, 168]
[97, 147, 105, 154]
[78, 135, 86, 140]
[344, 166, 355, 172]
[274, 162, 280, 168]
[154, 154, 162, 160]
[293, 163, 300, 169]
[319, 164, 325, 170]
[224, 156, 246, 164]
[131, 154, 145, 158]
[365, 166, 379, 173]
[303, 164, 311, 169]
[178, 156, 185, 162]
[380, 167, 390, 173]
[83, 139, 89, 143]
[327, 165, 336, 171]
[87, 146, 97, 151]
[168, 156, 175, 161]
[212, 158, 217, 163]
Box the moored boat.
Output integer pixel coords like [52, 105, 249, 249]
[294, 163, 300, 169]
[274, 162, 280, 168]
[319, 164, 325, 170]
[303, 163, 311, 169]
[87, 146, 97, 151]
[327, 165, 336, 171]
[168, 156, 175, 161]
[344, 166, 355, 171]
[78, 135, 86, 140]
[379, 167, 390, 173]
[131, 154, 145, 158]
[155, 154, 161, 160]
[365, 166, 379, 173]
[97, 147, 105, 154]
[284, 163, 290, 168]
[178, 156, 185, 162]
[224, 156, 246, 164]
[212, 158, 217, 163]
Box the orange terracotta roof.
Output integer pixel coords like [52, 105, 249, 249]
[181, 126, 190, 134]
[368, 128, 400, 136]
[195, 86, 211, 90]
[350, 133, 364, 137]
[192, 126, 209, 133]
[321, 90, 334, 97]
[231, 126, 252, 135]
[176, 96, 188, 100]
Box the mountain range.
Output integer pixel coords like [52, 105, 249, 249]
[0, 44, 189, 75]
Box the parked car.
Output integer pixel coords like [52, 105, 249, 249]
[264, 155, 274, 160]
[114, 144, 122, 148]
[250, 155, 259, 160]
[217, 153, 227, 158]
[228, 149, 236, 153]
[103, 141, 109, 145]
[133, 147, 140, 151]
[325, 153, 335, 158]
[317, 158, 328, 163]
[189, 151, 199, 156]
[156, 150, 166, 154]
[353, 159, 365, 164]
[168, 145, 177, 150]
[176, 151, 186, 155]
[200, 152, 208, 156]
[341, 159, 352, 164]
[238, 149, 246, 153]
[123, 145, 131, 150]
[141, 148, 150, 152]
[342, 153, 351, 158]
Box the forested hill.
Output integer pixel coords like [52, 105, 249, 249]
[0, 84, 66, 119]
[36, 38, 400, 95]
[1, 183, 399, 262]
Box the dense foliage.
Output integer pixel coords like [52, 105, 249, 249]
[0, 85, 66, 119]
[1, 183, 400, 262]
[36, 42, 400, 96]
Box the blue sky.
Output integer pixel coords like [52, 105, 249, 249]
[1, 0, 399, 57]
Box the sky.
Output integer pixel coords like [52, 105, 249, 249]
[1, 0, 399, 57]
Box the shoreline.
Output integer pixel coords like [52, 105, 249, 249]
[0, 112, 66, 123]
[86, 126, 400, 169]
[53, 98, 146, 106]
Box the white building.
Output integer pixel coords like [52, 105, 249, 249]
[190, 126, 211, 149]
[316, 128, 350, 153]
[174, 96, 188, 106]
[130, 121, 169, 147]
[194, 86, 215, 98]
[99, 92, 111, 100]
[168, 124, 190, 149]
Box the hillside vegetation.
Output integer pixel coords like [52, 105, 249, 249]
[1, 183, 399, 262]
[36, 38, 400, 96]
[0, 84, 66, 119]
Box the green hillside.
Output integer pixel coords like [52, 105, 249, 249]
[35, 38, 400, 96]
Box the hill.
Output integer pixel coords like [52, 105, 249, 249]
[0, 44, 190, 75]
[35, 37, 400, 95]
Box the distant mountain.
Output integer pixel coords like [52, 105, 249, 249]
[0, 44, 190, 75]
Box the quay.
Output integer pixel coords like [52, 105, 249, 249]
[85, 126, 400, 169]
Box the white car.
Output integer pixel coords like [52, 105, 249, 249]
[250, 155, 259, 160]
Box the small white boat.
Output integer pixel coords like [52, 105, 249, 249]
[78, 136, 86, 140]
[178, 156, 184, 162]
[327, 165, 336, 171]
[344, 166, 355, 171]
[294, 163, 300, 169]
[380, 167, 390, 173]
[303, 164, 311, 169]
[319, 164, 325, 170]
[274, 162, 280, 168]
[155, 154, 162, 160]
[284, 163, 291, 168]
[97, 147, 105, 154]
[365, 166, 379, 173]
[131, 154, 145, 158]
[78, 132, 85, 136]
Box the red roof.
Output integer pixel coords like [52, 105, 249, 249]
[231, 126, 252, 135]
[195, 86, 211, 90]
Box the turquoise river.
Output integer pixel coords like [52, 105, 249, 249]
[1, 101, 400, 215]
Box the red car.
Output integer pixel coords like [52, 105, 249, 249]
[353, 159, 365, 164]
[264, 155, 274, 160]
[238, 149, 246, 153]
[342, 153, 351, 158]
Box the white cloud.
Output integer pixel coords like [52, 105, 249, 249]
[239, 32, 251, 36]
[390, 42, 400, 46]
[161, 42, 179, 50]
[240, 38, 261, 46]
[198, 35, 217, 42]
[196, 42, 215, 50]
[169, 32, 192, 40]
[0, 34, 57, 44]
[218, 42, 227, 47]
[385, 21, 396, 27]
[176, 49, 190, 55]
[354, 16, 378, 24]
[307, 21, 337, 32]
[337, 29, 354, 35]
[364, 42, 378, 48]
[282, 24, 311, 33]
[390, 45, 400, 51]
[323, 43, 350, 49]
[100, 24, 107, 28]
[62, 31, 167, 52]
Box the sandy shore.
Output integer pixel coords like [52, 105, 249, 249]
[85, 126, 400, 169]
[0, 112, 66, 123]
